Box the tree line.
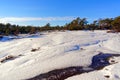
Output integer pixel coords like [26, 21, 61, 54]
[0, 16, 120, 36]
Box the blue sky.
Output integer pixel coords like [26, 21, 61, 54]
[0, 0, 120, 26]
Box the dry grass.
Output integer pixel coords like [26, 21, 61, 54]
[31, 47, 40, 52]
[0, 55, 16, 63]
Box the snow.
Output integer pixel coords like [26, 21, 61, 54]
[0, 30, 120, 80]
[103, 34, 120, 52]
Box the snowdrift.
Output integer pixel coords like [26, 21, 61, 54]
[103, 35, 120, 52]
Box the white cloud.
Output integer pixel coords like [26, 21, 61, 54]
[0, 17, 75, 23]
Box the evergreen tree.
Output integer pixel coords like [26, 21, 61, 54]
[112, 16, 120, 32]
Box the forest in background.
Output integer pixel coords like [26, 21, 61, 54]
[0, 16, 120, 36]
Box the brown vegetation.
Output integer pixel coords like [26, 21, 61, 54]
[31, 47, 40, 52]
[0, 55, 16, 63]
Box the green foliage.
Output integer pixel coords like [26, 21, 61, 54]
[98, 18, 113, 30]
[65, 17, 88, 30]
[112, 16, 120, 32]
[0, 16, 120, 36]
